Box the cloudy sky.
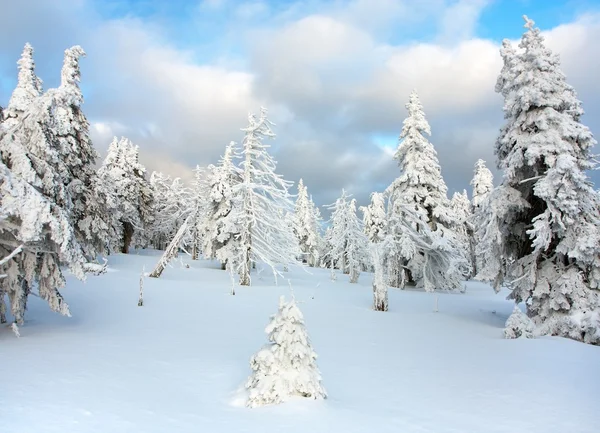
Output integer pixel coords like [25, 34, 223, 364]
[1, 0, 599, 210]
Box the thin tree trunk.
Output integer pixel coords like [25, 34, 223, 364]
[149, 217, 190, 278]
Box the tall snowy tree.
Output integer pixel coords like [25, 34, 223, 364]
[471, 159, 494, 210]
[189, 165, 208, 260]
[362, 192, 393, 311]
[97, 137, 154, 254]
[386, 91, 464, 290]
[450, 190, 473, 279]
[149, 172, 190, 250]
[325, 190, 369, 283]
[245, 295, 326, 407]
[201, 142, 241, 269]
[232, 109, 300, 286]
[294, 179, 321, 267]
[3, 43, 43, 126]
[477, 16, 600, 344]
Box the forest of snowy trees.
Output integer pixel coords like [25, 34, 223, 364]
[0, 16, 599, 345]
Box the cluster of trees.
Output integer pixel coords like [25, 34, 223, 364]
[1, 15, 599, 345]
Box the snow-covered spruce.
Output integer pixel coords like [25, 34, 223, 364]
[325, 190, 370, 283]
[231, 108, 300, 286]
[471, 159, 494, 210]
[450, 190, 474, 279]
[293, 179, 322, 267]
[477, 16, 600, 344]
[202, 142, 241, 270]
[149, 172, 191, 250]
[362, 192, 390, 311]
[245, 295, 326, 408]
[386, 90, 466, 290]
[504, 306, 535, 339]
[189, 165, 208, 260]
[97, 137, 154, 254]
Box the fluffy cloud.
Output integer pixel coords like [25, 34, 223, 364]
[0, 0, 598, 212]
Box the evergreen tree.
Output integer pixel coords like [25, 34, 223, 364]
[386, 91, 464, 289]
[149, 172, 190, 250]
[190, 165, 208, 260]
[326, 190, 369, 283]
[477, 16, 600, 344]
[471, 159, 494, 210]
[294, 179, 321, 267]
[3, 43, 43, 126]
[450, 190, 473, 278]
[97, 137, 154, 254]
[202, 142, 241, 269]
[232, 109, 300, 285]
[245, 295, 326, 408]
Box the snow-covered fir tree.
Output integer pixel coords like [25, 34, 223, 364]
[97, 137, 154, 254]
[232, 109, 300, 285]
[245, 295, 326, 408]
[470, 159, 494, 210]
[3, 43, 43, 126]
[201, 142, 241, 270]
[149, 172, 190, 250]
[450, 190, 473, 278]
[325, 190, 370, 283]
[189, 165, 208, 260]
[0, 135, 86, 329]
[362, 192, 393, 311]
[386, 90, 465, 290]
[294, 179, 321, 267]
[504, 305, 535, 339]
[477, 16, 600, 344]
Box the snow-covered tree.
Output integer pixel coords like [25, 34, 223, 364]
[189, 165, 208, 260]
[245, 295, 326, 408]
[232, 109, 300, 285]
[471, 159, 494, 210]
[97, 137, 154, 253]
[504, 305, 535, 339]
[0, 144, 85, 329]
[386, 91, 465, 290]
[3, 43, 43, 126]
[362, 192, 392, 311]
[149, 172, 190, 250]
[477, 16, 600, 344]
[202, 142, 241, 269]
[326, 190, 369, 283]
[450, 190, 473, 278]
[294, 179, 321, 267]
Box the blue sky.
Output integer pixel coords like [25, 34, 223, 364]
[1, 0, 599, 207]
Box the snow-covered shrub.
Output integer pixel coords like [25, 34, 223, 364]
[504, 306, 535, 339]
[245, 295, 326, 408]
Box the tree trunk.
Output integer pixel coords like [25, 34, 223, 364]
[121, 221, 134, 254]
[372, 247, 388, 312]
[239, 247, 251, 286]
[349, 266, 360, 283]
[221, 261, 227, 271]
[0, 294, 6, 324]
[149, 217, 190, 278]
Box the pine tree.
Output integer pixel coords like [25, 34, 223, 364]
[504, 306, 535, 339]
[294, 179, 321, 267]
[232, 109, 300, 285]
[386, 91, 464, 290]
[362, 192, 392, 311]
[477, 16, 600, 344]
[326, 190, 369, 283]
[3, 43, 43, 126]
[201, 142, 241, 269]
[471, 159, 494, 210]
[245, 295, 326, 408]
[450, 190, 473, 278]
[97, 137, 154, 254]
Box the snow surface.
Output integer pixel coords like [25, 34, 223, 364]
[1, 250, 599, 433]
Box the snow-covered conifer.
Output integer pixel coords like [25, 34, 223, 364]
[450, 190, 473, 278]
[202, 142, 241, 269]
[232, 109, 300, 285]
[245, 295, 326, 408]
[294, 179, 321, 267]
[3, 43, 43, 125]
[477, 16, 600, 344]
[149, 172, 190, 250]
[470, 159, 494, 210]
[97, 137, 154, 253]
[326, 190, 369, 283]
[386, 91, 465, 290]
[190, 165, 208, 260]
[504, 306, 535, 339]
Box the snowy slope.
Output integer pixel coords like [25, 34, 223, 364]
[1, 250, 599, 433]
